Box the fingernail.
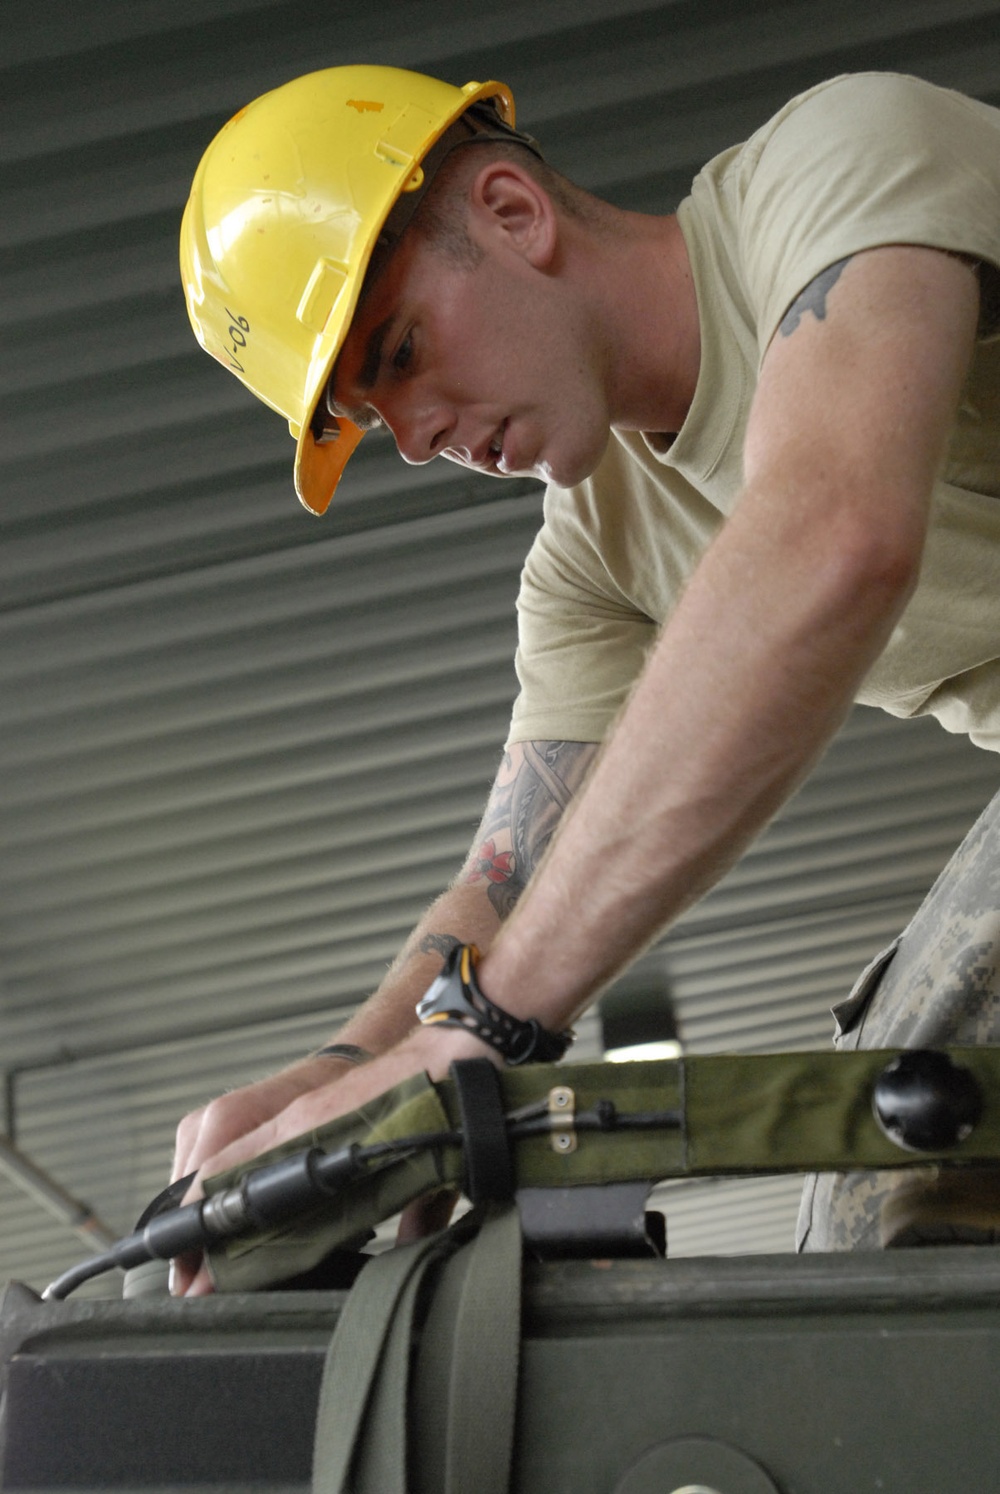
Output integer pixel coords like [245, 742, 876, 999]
[168, 1262, 177, 1296]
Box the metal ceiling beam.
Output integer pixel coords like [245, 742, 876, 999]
[0, 1134, 116, 1251]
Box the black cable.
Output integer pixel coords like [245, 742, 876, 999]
[511, 1108, 682, 1139]
[42, 1246, 123, 1301]
[41, 1133, 460, 1301]
[42, 1104, 680, 1299]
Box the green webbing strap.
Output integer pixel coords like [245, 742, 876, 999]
[436, 1203, 522, 1494]
[348, 1244, 441, 1494]
[311, 1205, 523, 1494]
[311, 1228, 455, 1494]
[205, 1048, 1000, 1293]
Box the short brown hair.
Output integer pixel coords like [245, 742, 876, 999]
[409, 138, 601, 267]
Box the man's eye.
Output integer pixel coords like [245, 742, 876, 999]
[392, 333, 414, 373]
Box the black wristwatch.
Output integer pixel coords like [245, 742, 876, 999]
[415, 944, 574, 1066]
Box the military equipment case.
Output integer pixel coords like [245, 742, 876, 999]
[3, 1245, 1000, 1493]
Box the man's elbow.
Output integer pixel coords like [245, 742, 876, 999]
[821, 500, 926, 628]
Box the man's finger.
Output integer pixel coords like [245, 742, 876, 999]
[169, 1248, 202, 1297]
[184, 1259, 216, 1297]
[395, 1187, 459, 1244]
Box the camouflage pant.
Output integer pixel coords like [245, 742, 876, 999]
[797, 786, 1000, 1251]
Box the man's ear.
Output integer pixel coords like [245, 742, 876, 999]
[469, 161, 557, 268]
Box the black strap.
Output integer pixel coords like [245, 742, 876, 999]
[450, 1058, 514, 1205]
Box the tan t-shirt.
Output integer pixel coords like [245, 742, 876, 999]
[509, 73, 1000, 750]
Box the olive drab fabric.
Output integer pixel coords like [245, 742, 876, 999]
[311, 1203, 521, 1494]
[200, 1048, 1000, 1293]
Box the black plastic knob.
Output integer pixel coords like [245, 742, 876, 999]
[872, 1050, 983, 1152]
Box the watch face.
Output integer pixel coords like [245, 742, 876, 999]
[416, 969, 456, 1023]
[414, 943, 572, 1064]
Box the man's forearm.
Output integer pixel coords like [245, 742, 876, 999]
[478, 488, 917, 1029]
[330, 880, 505, 1056]
[311, 738, 598, 1058]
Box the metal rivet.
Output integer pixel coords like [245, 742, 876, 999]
[548, 1085, 577, 1154]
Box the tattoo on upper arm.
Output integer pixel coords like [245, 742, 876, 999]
[464, 740, 598, 919]
[779, 256, 852, 338]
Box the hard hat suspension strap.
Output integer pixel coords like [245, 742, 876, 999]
[374, 100, 545, 260]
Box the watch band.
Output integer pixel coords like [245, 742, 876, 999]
[415, 943, 574, 1066]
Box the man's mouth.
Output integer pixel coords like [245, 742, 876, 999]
[445, 421, 510, 474]
[490, 420, 509, 473]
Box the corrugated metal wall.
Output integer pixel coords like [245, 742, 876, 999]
[3, 0, 1000, 1294]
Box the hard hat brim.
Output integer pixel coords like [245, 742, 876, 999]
[294, 420, 366, 516]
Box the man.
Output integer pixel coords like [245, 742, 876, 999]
[172, 64, 1000, 1292]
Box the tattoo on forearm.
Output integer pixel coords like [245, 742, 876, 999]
[418, 932, 462, 961]
[470, 740, 597, 919]
[393, 743, 595, 978]
[779, 256, 852, 337]
[467, 840, 516, 886]
[521, 741, 577, 810]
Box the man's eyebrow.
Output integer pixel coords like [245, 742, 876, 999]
[325, 312, 395, 431]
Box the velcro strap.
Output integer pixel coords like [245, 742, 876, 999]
[450, 1059, 513, 1205]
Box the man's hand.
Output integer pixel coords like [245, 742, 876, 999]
[167, 738, 595, 1295]
[171, 1058, 359, 1187]
[169, 1053, 364, 1295]
[172, 1022, 497, 1296]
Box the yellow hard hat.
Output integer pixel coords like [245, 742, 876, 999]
[180, 66, 517, 515]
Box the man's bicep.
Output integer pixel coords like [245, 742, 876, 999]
[458, 740, 599, 919]
[745, 245, 981, 526]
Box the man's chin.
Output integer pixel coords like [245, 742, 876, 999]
[540, 432, 611, 490]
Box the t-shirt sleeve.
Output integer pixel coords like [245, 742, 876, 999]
[735, 72, 1000, 354]
[506, 493, 658, 746]
[504, 432, 727, 746]
[502, 460, 657, 747]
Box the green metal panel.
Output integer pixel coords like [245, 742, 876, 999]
[4, 1246, 1000, 1492]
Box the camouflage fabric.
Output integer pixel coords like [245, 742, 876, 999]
[798, 786, 1000, 1251]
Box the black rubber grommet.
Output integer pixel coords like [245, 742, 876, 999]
[873, 1050, 983, 1152]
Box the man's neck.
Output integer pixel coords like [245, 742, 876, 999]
[597, 210, 701, 437]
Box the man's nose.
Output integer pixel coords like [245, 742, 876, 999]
[379, 394, 454, 466]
